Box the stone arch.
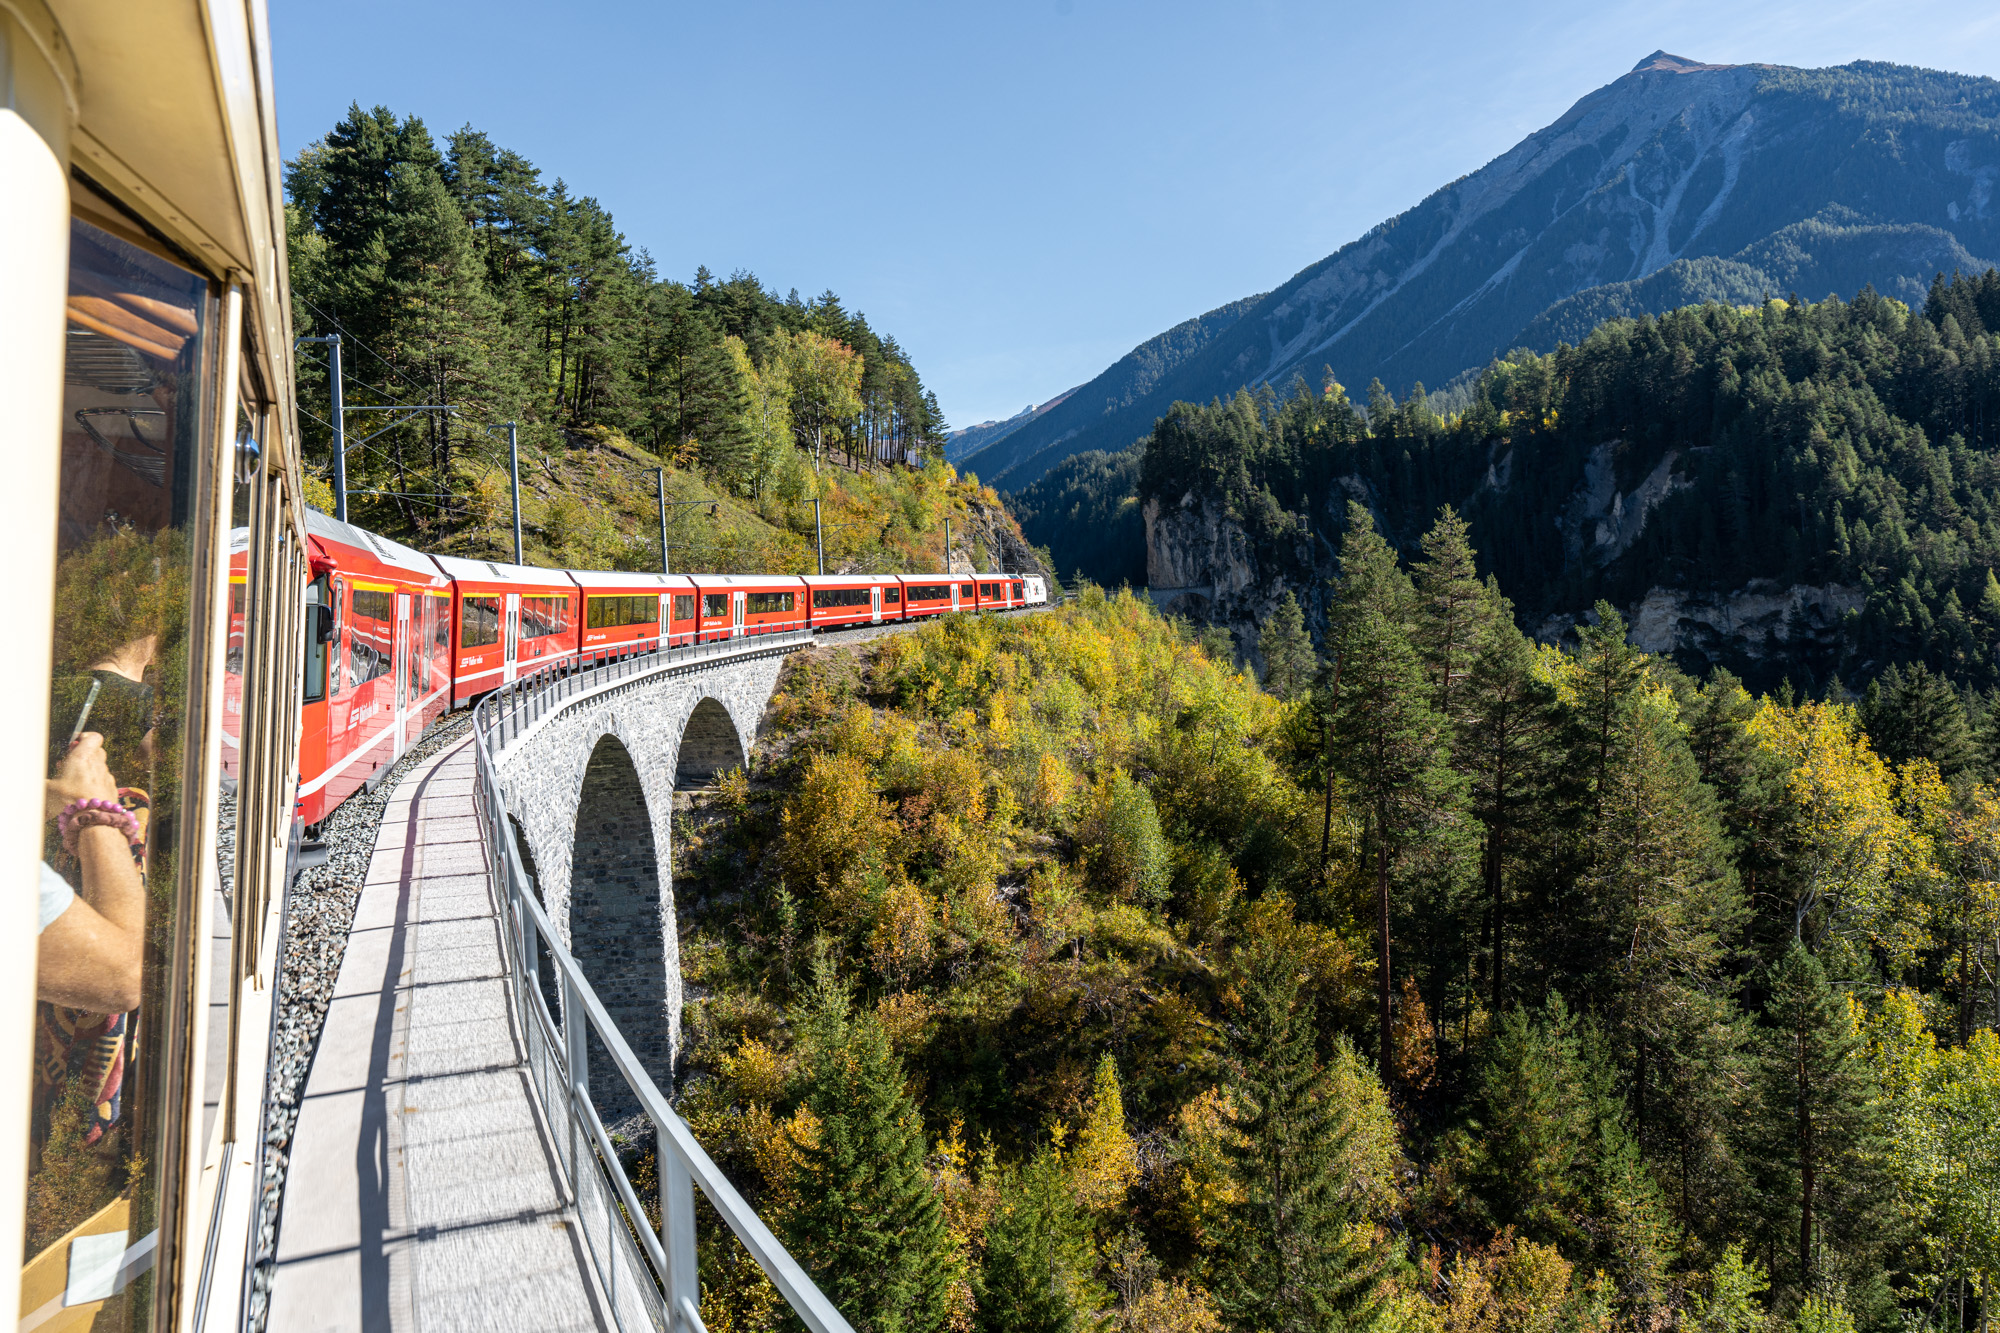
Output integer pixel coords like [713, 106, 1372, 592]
[569, 733, 670, 1124]
[676, 695, 746, 788]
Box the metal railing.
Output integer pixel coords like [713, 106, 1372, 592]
[468, 628, 841, 1333]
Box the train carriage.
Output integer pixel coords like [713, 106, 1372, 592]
[427, 553, 580, 705]
[898, 575, 960, 619]
[689, 574, 809, 642]
[296, 513, 453, 828]
[570, 569, 691, 655]
[801, 573, 896, 630]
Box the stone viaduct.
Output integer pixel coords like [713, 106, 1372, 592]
[488, 640, 799, 1120]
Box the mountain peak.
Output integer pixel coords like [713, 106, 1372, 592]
[1630, 50, 1733, 74]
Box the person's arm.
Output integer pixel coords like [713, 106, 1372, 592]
[39, 734, 144, 1012]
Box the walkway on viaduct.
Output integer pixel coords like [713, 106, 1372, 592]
[266, 633, 808, 1333]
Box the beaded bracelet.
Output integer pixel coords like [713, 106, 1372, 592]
[58, 798, 141, 854]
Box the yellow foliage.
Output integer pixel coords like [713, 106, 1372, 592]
[1031, 750, 1076, 822]
[869, 872, 938, 987]
[1435, 1233, 1575, 1333]
[875, 990, 939, 1052]
[1168, 1087, 1240, 1247]
[781, 749, 892, 905]
[720, 1037, 790, 1106]
[1746, 699, 1934, 959]
[1069, 1053, 1138, 1211]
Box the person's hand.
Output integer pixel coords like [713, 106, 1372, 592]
[46, 733, 119, 820]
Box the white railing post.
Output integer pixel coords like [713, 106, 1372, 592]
[663, 1139, 699, 1330]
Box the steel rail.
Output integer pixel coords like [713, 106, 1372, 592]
[466, 627, 844, 1333]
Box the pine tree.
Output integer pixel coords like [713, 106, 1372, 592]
[1746, 944, 1890, 1312]
[1217, 942, 1393, 1333]
[975, 1143, 1100, 1333]
[784, 962, 959, 1333]
[1258, 591, 1316, 702]
[1411, 505, 1493, 723]
[1329, 504, 1472, 1089]
[1859, 661, 1976, 777]
[1458, 584, 1560, 1015]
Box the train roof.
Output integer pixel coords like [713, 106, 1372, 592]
[427, 551, 579, 588]
[799, 573, 899, 585]
[567, 569, 695, 590]
[305, 511, 449, 583]
[683, 573, 809, 587]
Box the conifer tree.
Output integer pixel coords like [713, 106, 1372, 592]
[1746, 944, 1890, 1313]
[1217, 941, 1393, 1333]
[1329, 504, 1471, 1088]
[1411, 505, 1493, 723]
[975, 1143, 1100, 1333]
[1257, 592, 1316, 702]
[1457, 582, 1560, 1014]
[1859, 662, 1976, 778]
[785, 961, 959, 1333]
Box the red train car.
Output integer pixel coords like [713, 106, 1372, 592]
[897, 575, 960, 619]
[688, 574, 809, 642]
[801, 574, 895, 630]
[428, 553, 581, 706]
[570, 569, 694, 655]
[298, 512, 457, 827]
[973, 576, 1026, 611]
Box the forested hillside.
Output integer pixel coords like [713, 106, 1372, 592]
[283, 106, 1020, 575]
[1032, 275, 2000, 695]
[962, 54, 2000, 492]
[663, 565, 1996, 1333]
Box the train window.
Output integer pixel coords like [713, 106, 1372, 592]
[980, 583, 1000, 599]
[672, 594, 696, 623]
[885, 587, 900, 605]
[27, 216, 212, 1319]
[703, 593, 730, 618]
[461, 596, 501, 649]
[522, 595, 570, 638]
[1013, 583, 1024, 599]
[747, 591, 796, 615]
[811, 588, 871, 609]
[585, 595, 657, 629]
[349, 587, 394, 684]
[962, 583, 978, 600]
[303, 577, 329, 703]
[905, 584, 951, 601]
[429, 592, 451, 690]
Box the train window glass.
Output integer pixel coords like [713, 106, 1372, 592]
[703, 593, 729, 618]
[461, 596, 501, 649]
[905, 584, 950, 601]
[672, 594, 696, 623]
[585, 595, 657, 629]
[980, 583, 1000, 599]
[747, 591, 795, 615]
[303, 577, 329, 703]
[428, 593, 451, 692]
[522, 595, 569, 638]
[811, 588, 870, 609]
[886, 587, 900, 605]
[349, 587, 394, 684]
[28, 216, 212, 1319]
[1014, 583, 1024, 599]
[961, 583, 977, 599]
[329, 579, 345, 695]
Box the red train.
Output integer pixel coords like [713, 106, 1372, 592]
[241, 512, 1048, 827]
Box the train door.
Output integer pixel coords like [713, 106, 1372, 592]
[732, 590, 745, 638]
[503, 592, 521, 683]
[950, 583, 961, 611]
[659, 593, 670, 651]
[393, 593, 411, 758]
[871, 586, 882, 624]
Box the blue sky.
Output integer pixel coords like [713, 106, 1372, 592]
[271, 0, 2000, 431]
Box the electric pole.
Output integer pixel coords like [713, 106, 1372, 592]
[658, 469, 670, 574]
[942, 517, 951, 575]
[507, 422, 522, 565]
[813, 496, 825, 575]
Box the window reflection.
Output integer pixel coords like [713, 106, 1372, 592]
[23, 217, 210, 1325]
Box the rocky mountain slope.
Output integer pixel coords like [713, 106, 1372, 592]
[969, 52, 2000, 491]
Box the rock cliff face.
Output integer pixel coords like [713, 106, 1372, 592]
[1144, 493, 1329, 667]
[1145, 446, 1862, 674]
[944, 492, 1052, 579]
